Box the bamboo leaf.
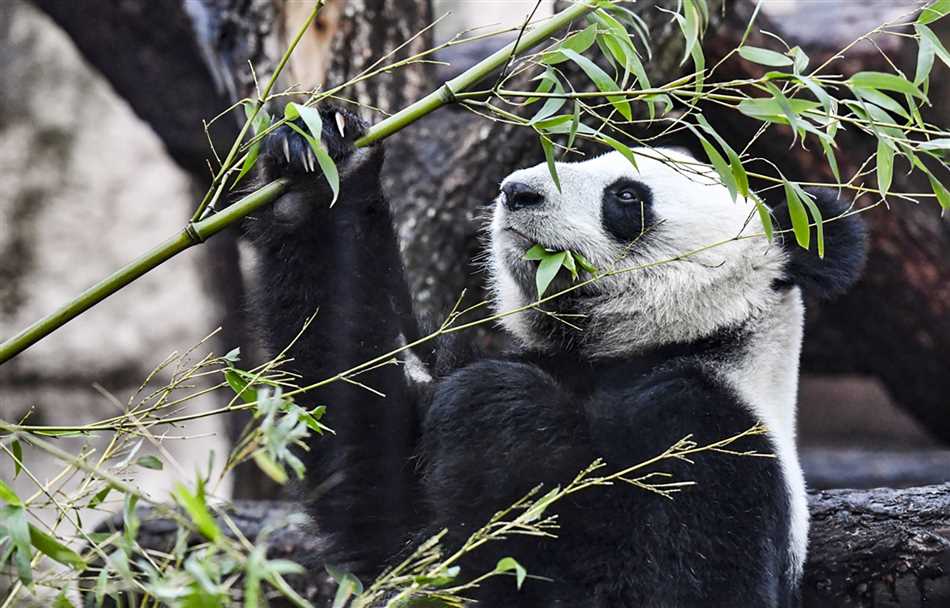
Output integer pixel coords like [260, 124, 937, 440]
[253, 451, 289, 485]
[1, 505, 32, 586]
[11, 440, 22, 478]
[539, 135, 561, 193]
[285, 105, 341, 205]
[529, 80, 567, 125]
[699, 136, 738, 201]
[172, 481, 221, 543]
[536, 251, 568, 298]
[559, 49, 633, 120]
[135, 455, 163, 471]
[784, 181, 810, 249]
[541, 24, 598, 64]
[738, 46, 794, 67]
[917, 24, 950, 70]
[696, 115, 749, 198]
[755, 199, 775, 242]
[849, 71, 927, 100]
[0, 479, 21, 506]
[877, 138, 895, 197]
[927, 173, 950, 210]
[495, 557, 528, 590]
[572, 251, 599, 274]
[796, 187, 825, 258]
[737, 98, 821, 125]
[915, 25, 937, 85]
[820, 137, 842, 184]
[225, 368, 258, 404]
[854, 88, 910, 120]
[523, 244, 549, 261]
[29, 524, 85, 570]
[599, 135, 639, 171]
[918, 0, 950, 24]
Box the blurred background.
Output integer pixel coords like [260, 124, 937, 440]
[0, 0, 947, 527]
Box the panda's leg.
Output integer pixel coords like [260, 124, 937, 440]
[246, 107, 420, 576]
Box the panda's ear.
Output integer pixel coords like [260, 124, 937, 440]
[771, 188, 868, 299]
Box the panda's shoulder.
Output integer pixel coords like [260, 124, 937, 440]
[594, 360, 762, 440]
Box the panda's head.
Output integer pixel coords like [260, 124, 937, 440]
[488, 148, 866, 356]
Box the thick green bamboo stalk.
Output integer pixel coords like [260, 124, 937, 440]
[0, 0, 599, 366]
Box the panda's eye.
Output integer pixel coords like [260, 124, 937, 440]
[616, 189, 640, 203]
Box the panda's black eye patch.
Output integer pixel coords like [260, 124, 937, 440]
[602, 179, 655, 245]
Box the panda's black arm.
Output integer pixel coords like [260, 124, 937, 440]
[245, 108, 421, 575]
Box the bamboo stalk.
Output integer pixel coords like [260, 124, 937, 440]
[0, 1, 599, 365]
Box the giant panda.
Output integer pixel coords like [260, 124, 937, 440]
[246, 105, 866, 607]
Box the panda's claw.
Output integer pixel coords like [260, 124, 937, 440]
[335, 112, 346, 138]
[282, 138, 291, 165]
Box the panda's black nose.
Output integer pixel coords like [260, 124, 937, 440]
[502, 182, 545, 211]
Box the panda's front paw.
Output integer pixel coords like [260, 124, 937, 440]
[262, 105, 369, 178]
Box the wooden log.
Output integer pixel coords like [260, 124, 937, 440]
[93, 485, 950, 607]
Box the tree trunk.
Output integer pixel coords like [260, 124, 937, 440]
[93, 485, 950, 607]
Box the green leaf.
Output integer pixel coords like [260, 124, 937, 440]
[539, 135, 561, 193]
[495, 557, 528, 590]
[796, 186, 825, 258]
[541, 24, 598, 64]
[88, 486, 111, 509]
[173, 481, 221, 543]
[223, 347, 241, 363]
[572, 252, 599, 274]
[695, 115, 749, 198]
[737, 98, 821, 125]
[559, 49, 633, 120]
[849, 71, 927, 101]
[1, 505, 32, 586]
[738, 46, 794, 67]
[819, 137, 842, 185]
[11, 440, 22, 478]
[0, 479, 22, 506]
[561, 249, 578, 279]
[915, 25, 937, 86]
[917, 24, 950, 70]
[525, 69, 559, 105]
[225, 368, 258, 404]
[854, 88, 910, 120]
[284, 105, 340, 205]
[29, 524, 85, 570]
[528, 81, 567, 125]
[600, 135, 639, 171]
[135, 455, 163, 471]
[326, 565, 363, 608]
[927, 173, 950, 210]
[536, 251, 568, 298]
[698, 136, 738, 201]
[523, 244, 549, 261]
[919, 138, 950, 152]
[918, 0, 950, 24]
[877, 138, 895, 197]
[253, 451, 288, 485]
[53, 591, 76, 608]
[784, 181, 810, 249]
[679, 0, 702, 66]
[789, 46, 810, 74]
[754, 199, 775, 242]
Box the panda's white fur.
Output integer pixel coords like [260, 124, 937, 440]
[488, 148, 809, 583]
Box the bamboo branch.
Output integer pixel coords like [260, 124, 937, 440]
[0, 0, 601, 366]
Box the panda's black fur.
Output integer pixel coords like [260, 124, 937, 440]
[246, 106, 866, 607]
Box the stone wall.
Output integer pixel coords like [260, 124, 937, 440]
[0, 1, 231, 516]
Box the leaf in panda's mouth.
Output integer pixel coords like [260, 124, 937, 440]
[523, 244, 599, 298]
